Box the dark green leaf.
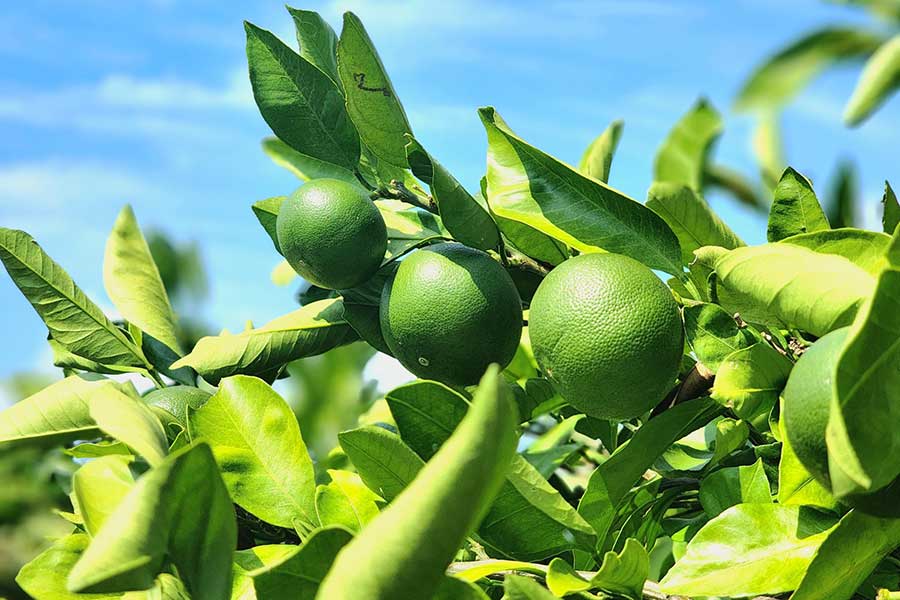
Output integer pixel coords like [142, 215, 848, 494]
[253, 526, 354, 599]
[245, 22, 359, 171]
[578, 119, 623, 183]
[653, 99, 722, 191]
[845, 35, 900, 125]
[337, 12, 412, 167]
[698, 459, 771, 517]
[260, 137, 357, 183]
[767, 167, 829, 242]
[503, 574, 556, 600]
[479, 107, 682, 276]
[883, 181, 900, 234]
[286, 7, 340, 86]
[251, 196, 286, 254]
[825, 160, 858, 228]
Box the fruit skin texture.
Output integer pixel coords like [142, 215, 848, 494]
[782, 326, 900, 517]
[380, 242, 523, 386]
[276, 178, 387, 290]
[528, 252, 683, 420]
[315, 365, 519, 600]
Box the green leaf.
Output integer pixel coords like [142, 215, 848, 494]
[72, 455, 136, 536]
[16, 534, 118, 600]
[704, 164, 768, 212]
[578, 119, 623, 183]
[698, 459, 771, 517]
[171, 298, 356, 384]
[683, 302, 754, 372]
[0, 228, 148, 371]
[753, 112, 785, 191]
[260, 137, 356, 183]
[315, 469, 381, 532]
[189, 375, 317, 529]
[252, 526, 354, 600]
[767, 167, 829, 242]
[404, 135, 500, 251]
[714, 243, 874, 336]
[337, 12, 412, 167]
[792, 510, 900, 600]
[143, 385, 211, 430]
[432, 577, 491, 600]
[317, 366, 519, 600]
[90, 390, 168, 466]
[338, 424, 424, 502]
[845, 34, 900, 125]
[735, 27, 883, 112]
[68, 442, 236, 599]
[286, 7, 340, 86]
[546, 538, 649, 599]
[828, 230, 900, 492]
[884, 181, 900, 234]
[503, 575, 556, 600]
[578, 398, 721, 541]
[646, 182, 743, 265]
[711, 342, 792, 422]
[781, 227, 891, 275]
[385, 380, 596, 560]
[653, 99, 722, 191]
[778, 422, 838, 509]
[0, 375, 125, 447]
[245, 22, 359, 171]
[231, 545, 296, 600]
[710, 417, 750, 464]
[659, 504, 837, 597]
[479, 107, 682, 276]
[449, 560, 548, 583]
[104, 205, 182, 355]
[825, 160, 858, 229]
[375, 198, 448, 259]
[251, 196, 285, 254]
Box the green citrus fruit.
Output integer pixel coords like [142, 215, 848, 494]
[380, 242, 522, 386]
[528, 253, 683, 420]
[782, 326, 900, 516]
[276, 178, 387, 290]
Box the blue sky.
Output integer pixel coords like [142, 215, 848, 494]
[1, 0, 898, 386]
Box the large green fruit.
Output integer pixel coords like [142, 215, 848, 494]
[528, 253, 683, 420]
[380, 243, 522, 386]
[782, 326, 900, 517]
[276, 178, 387, 290]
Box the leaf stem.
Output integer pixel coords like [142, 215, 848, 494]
[374, 180, 439, 214]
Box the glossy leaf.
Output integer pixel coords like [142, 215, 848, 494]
[578, 119, 623, 183]
[778, 423, 838, 509]
[884, 181, 900, 234]
[171, 299, 356, 384]
[714, 243, 874, 336]
[792, 510, 900, 600]
[659, 504, 836, 597]
[286, 7, 340, 85]
[190, 376, 317, 529]
[711, 342, 792, 422]
[251, 196, 285, 254]
[546, 538, 649, 599]
[503, 575, 556, 600]
[781, 227, 891, 275]
[338, 424, 424, 502]
[16, 534, 116, 600]
[646, 182, 743, 265]
[405, 135, 500, 251]
[260, 137, 356, 183]
[767, 167, 829, 242]
[104, 205, 182, 355]
[316, 366, 518, 600]
[245, 22, 359, 171]
[253, 526, 354, 600]
[68, 443, 236, 599]
[828, 230, 900, 492]
[480, 106, 682, 276]
[315, 469, 381, 532]
[231, 545, 296, 600]
[90, 390, 168, 466]
[653, 98, 722, 191]
[698, 459, 771, 517]
[0, 228, 148, 371]
[72, 455, 136, 536]
[683, 302, 754, 372]
[337, 12, 412, 167]
[845, 34, 900, 125]
[735, 27, 883, 112]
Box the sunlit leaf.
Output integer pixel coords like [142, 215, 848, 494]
[845, 34, 900, 125]
[578, 119, 623, 183]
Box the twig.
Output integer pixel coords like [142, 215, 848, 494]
[373, 179, 438, 213]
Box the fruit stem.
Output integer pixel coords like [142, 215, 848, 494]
[505, 248, 550, 277]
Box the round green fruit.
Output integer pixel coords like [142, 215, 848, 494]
[782, 326, 900, 517]
[528, 253, 683, 420]
[380, 242, 523, 386]
[276, 178, 387, 290]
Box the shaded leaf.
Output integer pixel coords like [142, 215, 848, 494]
[653, 99, 722, 191]
[711, 342, 792, 423]
[72, 455, 136, 536]
[286, 6, 340, 85]
[338, 424, 424, 502]
[260, 137, 356, 183]
[578, 119, 623, 183]
[16, 534, 119, 600]
[546, 538, 649, 599]
[251, 196, 285, 254]
[767, 167, 829, 242]
[825, 160, 858, 228]
[90, 390, 168, 466]
[503, 575, 556, 600]
[845, 34, 900, 125]
[315, 469, 381, 532]
[699, 459, 771, 517]
[683, 302, 754, 372]
[883, 181, 900, 234]
[778, 422, 838, 510]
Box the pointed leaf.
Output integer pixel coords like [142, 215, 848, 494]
[104, 205, 182, 355]
[337, 12, 412, 167]
[479, 107, 682, 275]
[0, 228, 148, 371]
[251, 196, 286, 254]
[845, 34, 900, 125]
[699, 459, 771, 517]
[338, 424, 424, 502]
[778, 422, 838, 509]
[72, 455, 136, 536]
[171, 298, 357, 384]
[653, 99, 722, 191]
[260, 137, 356, 183]
[547, 538, 649, 599]
[767, 168, 829, 242]
[315, 469, 381, 532]
[286, 7, 340, 85]
[190, 376, 317, 528]
[883, 181, 900, 234]
[683, 302, 754, 372]
[245, 22, 359, 170]
[578, 119, 623, 183]
[16, 534, 116, 600]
